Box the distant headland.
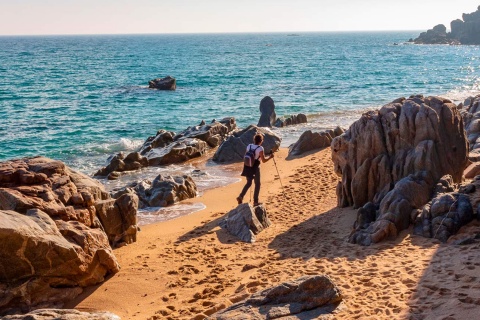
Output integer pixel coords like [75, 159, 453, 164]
[410, 5, 480, 45]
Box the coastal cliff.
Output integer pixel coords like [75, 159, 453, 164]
[412, 5, 480, 44]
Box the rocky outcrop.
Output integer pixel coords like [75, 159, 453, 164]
[210, 275, 342, 319]
[212, 125, 281, 163]
[0, 157, 132, 314]
[112, 174, 197, 208]
[3, 309, 121, 320]
[257, 96, 277, 127]
[332, 96, 468, 245]
[219, 203, 271, 243]
[274, 113, 308, 127]
[411, 6, 480, 45]
[461, 94, 480, 163]
[289, 127, 344, 156]
[95, 118, 236, 178]
[148, 76, 176, 90]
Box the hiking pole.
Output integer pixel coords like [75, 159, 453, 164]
[271, 151, 287, 200]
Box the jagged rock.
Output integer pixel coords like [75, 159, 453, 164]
[412, 6, 480, 45]
[289, 126, 343, 156]
[219, 203, 271, 243]
[461, 94, 480, 167]
[257, 96, 277, 127]
[0, 157, 137, 313]
[111, 174, 197, 208]
[213, 125, 281, 163]
[0, 210, 119, 315]
[210, 275, 342, 319]
[465, 162, 480, 179]
[95, 118, 237, 177]
[148, 75, 176, 90]
[332, 96, 468, 244]
[274, 113, 308, 127]
[2, 309, 120, 319]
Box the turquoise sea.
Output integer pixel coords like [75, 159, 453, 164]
[1, 32, 480, 222]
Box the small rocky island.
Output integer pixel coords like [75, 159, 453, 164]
[411, 5, 480, 45]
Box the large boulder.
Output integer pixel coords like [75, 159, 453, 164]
[0, 157, 137, 314]
[3, 309, 120, 319]
[148, 76, 176, 90]
[257, 96, 277, 127]
[289, 127, 344, 156]
[332, 96, 468, 244]
[210, 275, 342, 319]
[213, 125, 281, 163]
[461, 94, 480, 163]
[219, 203, 271, 243]
[112, 174, 197, 208]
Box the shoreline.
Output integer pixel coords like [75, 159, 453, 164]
[68, 146, 480, 319]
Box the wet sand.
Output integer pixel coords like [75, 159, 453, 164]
[69, 147, 480, 319]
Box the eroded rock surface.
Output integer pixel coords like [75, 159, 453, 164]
[289, 127, 344, 156]
[219, 203, 271, 243]
[332, 96, 468, 245]
[274, 113, 308, 127]
[210, 275, 342, 319]
[112, 174, 197, 208]
[148, 75, 176, 90]
[257, 96, 277, 128]
[3, 309, 121, 320]
[0, 157, 132, 314]
[213, 125, 281, 163]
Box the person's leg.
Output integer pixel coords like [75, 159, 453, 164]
[238, 177, 253, 202]
[253, 167, 261, 204]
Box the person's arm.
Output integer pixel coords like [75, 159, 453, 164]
[259, 149, 274, 163]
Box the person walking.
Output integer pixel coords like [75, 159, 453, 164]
[236, 133, 274, 206]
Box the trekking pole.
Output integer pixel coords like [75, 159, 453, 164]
[271, 152, 287, 200]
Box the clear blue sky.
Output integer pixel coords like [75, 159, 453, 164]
[0, 0, 478, 35]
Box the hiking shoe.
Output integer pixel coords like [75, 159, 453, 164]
[236, 196, 243, 204]
[253, 202, 263, 207]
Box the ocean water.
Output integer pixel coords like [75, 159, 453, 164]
[1, 32, 479, 222]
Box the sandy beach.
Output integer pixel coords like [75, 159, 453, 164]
[68, 147, 480, 320]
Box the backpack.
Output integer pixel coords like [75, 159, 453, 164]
[244, 145, 260, 167]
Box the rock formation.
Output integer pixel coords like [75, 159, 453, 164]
[95, 117, 236, 178]
[332, 96, 468, 245]
[460, 94, 480, 162]
[411, 6, 480, 45]
[148, 76, 176, 90]
[289, 127, 344, 156]
[274, 113, 308, 127]
[0, 157, 136, 314]
[212, 125, 281, 163]
[112, 174, 197, 208]
[257, 96, 277, 127]
[3, 309, 121, 320]
[210, 275, 342, 319]
[219, 203, 271, 243]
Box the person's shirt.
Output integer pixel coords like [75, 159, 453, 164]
[246, 144, 264, 161]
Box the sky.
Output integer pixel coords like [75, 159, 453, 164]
[0, 0, 479, 36]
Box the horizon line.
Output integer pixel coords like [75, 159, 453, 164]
[0, 29, 424, 37]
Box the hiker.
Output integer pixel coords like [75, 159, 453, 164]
[236, 133, 274, 206]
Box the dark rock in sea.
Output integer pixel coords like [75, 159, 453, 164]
[332, 95, 468, 245]
[0, 157, 133, 314]
[148, 75, 176, 90]
[146, 138, 208, 166]
[412, 6, 480, 45]
[219, 203, 271, 243]
[112, 174, 197, 208]
[274, 113, 308, 127]
[139, 130, 175, 155]
[94, 152, 148, 179]
[257, 96, 277, 127]
[210, 275, 342, 319]
[289, 126, 344, 156]
[2, 309, 121, 320]
[212, 125, 281, 163]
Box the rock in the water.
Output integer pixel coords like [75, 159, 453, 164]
[274, 113, 308, 127]
[257, 96, 277, 127]
[412, 6, 480, 45]
[2, 309, 120, 319]
[289, 127, 343, 156]
[209, 275, 342, 319]
[148, 75, 176, 90]
[213, 125, 281, 163]
[219, 203, 271, 243]
[0, 157, 136, 314]
[112, 174, 197, 208]
[94, 152, 148, 179]
[332, 96, 468, 244]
